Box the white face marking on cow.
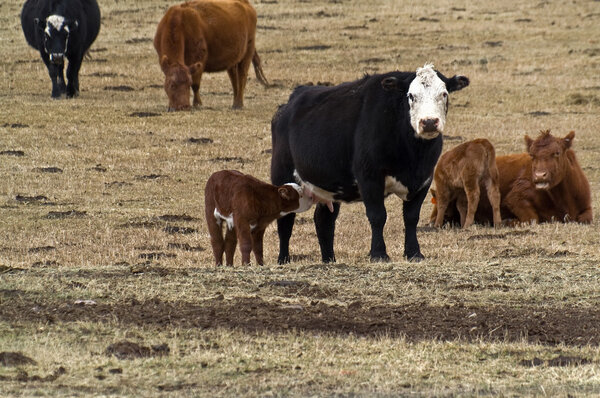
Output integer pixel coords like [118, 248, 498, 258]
[213, 209, 234, 230]
[407, 63, 449, 139]
[46, 15, 65, 33]
[282, 182, 313, 214]
[384, 176, 409, 200]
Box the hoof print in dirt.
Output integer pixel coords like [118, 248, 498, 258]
[105, 341, 169, 360]
[163, 226, 197, 235]
[0, 150, 25, 157]
[167, 243, 204, 252]
[187, 137, 213, 144]
[129, 112, 160, 118]
[16, 195, 50, 204]
[520, 355, 592, 367]
[104, 85, 134, 92]
[45, 210, 87, 219]
[33, 167, 63, 173]
[0, 352, 37, 367]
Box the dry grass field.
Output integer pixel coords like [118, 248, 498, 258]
[1, 0, 600, 396]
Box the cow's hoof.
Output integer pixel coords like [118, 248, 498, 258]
[231, 104, 243, 110]
[406, 253, 425, 262]
[370, 254, 390, 263]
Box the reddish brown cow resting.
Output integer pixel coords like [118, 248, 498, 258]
[154, 0, 269, 111]
[429, 138, 501, 228]
[431, 130, 592, 225]
[204, 170, 311, 266]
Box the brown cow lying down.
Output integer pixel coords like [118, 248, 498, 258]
[205, 170, 312, 266]
[431, 130, 593, 225]
[154, 0, 269, 111]
[501, 130, 593, 224]
[429, 138, 501, 228]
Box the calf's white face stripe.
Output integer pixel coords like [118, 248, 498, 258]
[284, 182, 314, 214]
[408, 63, 448, 138]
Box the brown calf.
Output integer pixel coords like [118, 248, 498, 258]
[431, 131, 593, 225]
[204, 170, 311, 266]
[430, 139, 501, 228]
[500, 130, 592, 224]
[154, 0, 269, 111]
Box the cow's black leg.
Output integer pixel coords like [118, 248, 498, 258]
[42, 53, 66, 98]
[359, 179, 389, 262]
[314, 202, 340, 263]
[403, 187, 428, 261]
[276, 213, 295, 264]
[66, 55, 82, 98]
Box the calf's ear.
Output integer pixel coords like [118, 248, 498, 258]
[563, 131, 575, 149]
[446, 75, 470, 92]
[278, 187, 294, 201]
[524, 135, 534, 152]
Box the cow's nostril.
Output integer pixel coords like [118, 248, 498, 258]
[421, 118, 439, 132]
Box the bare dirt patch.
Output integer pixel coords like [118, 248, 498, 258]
[3, 297, 600, 347]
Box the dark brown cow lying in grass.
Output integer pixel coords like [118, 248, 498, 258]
[154, 0, 269, 111]
[429, 138, 501, 228]
[431, 130, 592, 225]
[204, 170, 312, 266]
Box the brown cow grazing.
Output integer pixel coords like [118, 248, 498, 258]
[430, 139, 501, 228]
[154, 0, 269, 111]
[500, 130, 593, 224]
[204, 170, 312, 266]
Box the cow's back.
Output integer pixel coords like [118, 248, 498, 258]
[155, 0, 257, 72]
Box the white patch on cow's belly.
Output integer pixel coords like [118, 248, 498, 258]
[214, 209, 234, 230]
[384, 176, 409, 200]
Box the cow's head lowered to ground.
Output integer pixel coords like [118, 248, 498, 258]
[35, 15, 78, 64]
[526, 130, 575, 190]
[160, 55, 202, 111]
[381, 63, 469, 139]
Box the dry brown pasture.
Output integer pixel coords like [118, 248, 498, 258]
[1, 0, 600, 396]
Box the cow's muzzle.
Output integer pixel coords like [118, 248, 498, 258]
[420, 118, 440, 133]
[49, 53, 64, 64]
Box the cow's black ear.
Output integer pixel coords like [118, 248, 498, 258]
[34, 18, 43, 31]
[67, 19, 79, 32]
[446, 75, 469, 92]
[381, 76, 399, 91]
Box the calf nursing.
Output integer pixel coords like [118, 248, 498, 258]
[204, 170, 311, 266]
[430, 139, 501, 228]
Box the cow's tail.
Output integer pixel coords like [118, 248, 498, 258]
[252, 50, 270, 87]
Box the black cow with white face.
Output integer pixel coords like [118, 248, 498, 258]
[271, 64, 469, 263]
[21, 0, 101, 98]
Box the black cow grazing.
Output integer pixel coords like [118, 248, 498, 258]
[21, 0, 101, 98]
[271, 64, 469, 263]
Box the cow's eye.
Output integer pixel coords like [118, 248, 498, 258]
[442, 92, 448, 99]
[408, 93, 415, 102]
[554, 152, 560, 157]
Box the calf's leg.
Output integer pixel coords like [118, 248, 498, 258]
[224, 227, 237, 266]
[251, 228, 266, 266]
[462, 178, 480, 228]
[484, 176, 502, 227]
